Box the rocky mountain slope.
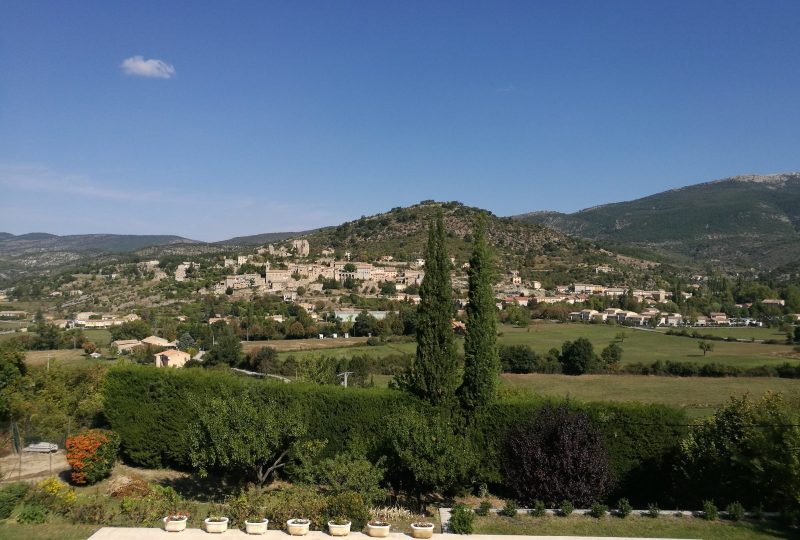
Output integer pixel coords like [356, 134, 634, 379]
[514, 173, 800, 270]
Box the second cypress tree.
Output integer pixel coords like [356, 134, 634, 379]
[459, 214, 499, 411]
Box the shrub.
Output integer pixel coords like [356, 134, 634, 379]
[66, 429, 120, 485]
[260, 486, 327, 530]
[530, 500, 546, 517]
[324, 491, 371, 529]
[702, 500, 718, 521]
[225, 489, 265, 528]
[501, 404, 613, 506]
[647, 503, 659, 518]
[0, 482, 29, 519]
[589, 503, 608, 519]
[69, 497, 108, 524]
[18, 503, 49, 524]
[559, 500, 573, 517]
[726, 501, 745, 522]
[475, 500, 492, 517]
[316, 452, 387, 505]
[499, 499, 518, 517]
[32, 477, 76, 515]
[616, 498, 632, 518]
[449, 503, 475, 534]
[677, 392, 800, 510]
[119, 484, 186, 526]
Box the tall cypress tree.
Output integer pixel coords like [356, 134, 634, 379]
[397, 211, 459, 407]
[459, 214, 499, 411]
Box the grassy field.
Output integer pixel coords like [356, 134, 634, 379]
[500, 373, 800, 418]
[654, 326, 790, 340]
[272, 323, 798, 369]
[474, 514, 799, 540]
[0, 523, 99, 540]
[498, 323, 797, 368]
[24, 349, 100, 367]
[83, 329, 112, 347]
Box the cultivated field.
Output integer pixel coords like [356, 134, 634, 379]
[243, 336, 369, 353]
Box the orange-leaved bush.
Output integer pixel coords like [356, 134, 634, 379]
[66, 429, 120, 485]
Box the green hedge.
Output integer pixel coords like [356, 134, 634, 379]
[102, 365, 421, 468]
[102, 365, 687, 503]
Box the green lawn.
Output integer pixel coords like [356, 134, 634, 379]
[500, 373, 800, 418]
[474, 514, 799, 540]
[0, 523, 99, 540]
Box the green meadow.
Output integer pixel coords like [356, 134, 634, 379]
[276, 323, 797, 369]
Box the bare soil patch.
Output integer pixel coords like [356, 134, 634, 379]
[242, 337, 368, 353]
[0, 449, 69, 483]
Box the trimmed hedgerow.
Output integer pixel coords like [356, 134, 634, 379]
[102, 365, 688, 504]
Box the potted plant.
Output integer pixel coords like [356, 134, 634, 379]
[410, 516, 435, 539]
[366, 518, 391, 538]
[163, 512, 189, 532]
[245, 515, 269, 535]
[328, 516, 351, 537]
[287, 518, 311, 536]
[205, 515, 230, 534]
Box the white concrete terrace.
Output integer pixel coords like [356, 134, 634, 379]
[87, 529, 697, 540]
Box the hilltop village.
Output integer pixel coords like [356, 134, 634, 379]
[4, 236, 796, 347]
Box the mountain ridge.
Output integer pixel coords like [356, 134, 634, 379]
[513, 172, 800, 270]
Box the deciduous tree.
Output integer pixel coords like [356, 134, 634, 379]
[186, 387, 306, 486]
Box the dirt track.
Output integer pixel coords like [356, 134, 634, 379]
[0, 449, 69, 483]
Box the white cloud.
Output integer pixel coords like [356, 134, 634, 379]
[120, 56, 175, 79]
[0, 163, 162, 202]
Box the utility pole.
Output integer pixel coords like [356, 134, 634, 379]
[337, 371, 354, 388]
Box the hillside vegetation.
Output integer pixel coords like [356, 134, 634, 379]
[300, 201, 634, 274]
[515, 173, 800, 270]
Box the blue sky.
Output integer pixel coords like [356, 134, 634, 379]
[2, 1, 799, 241]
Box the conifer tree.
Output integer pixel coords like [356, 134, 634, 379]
[459, 215, 499, 411]
[397, 211, 458, 407]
